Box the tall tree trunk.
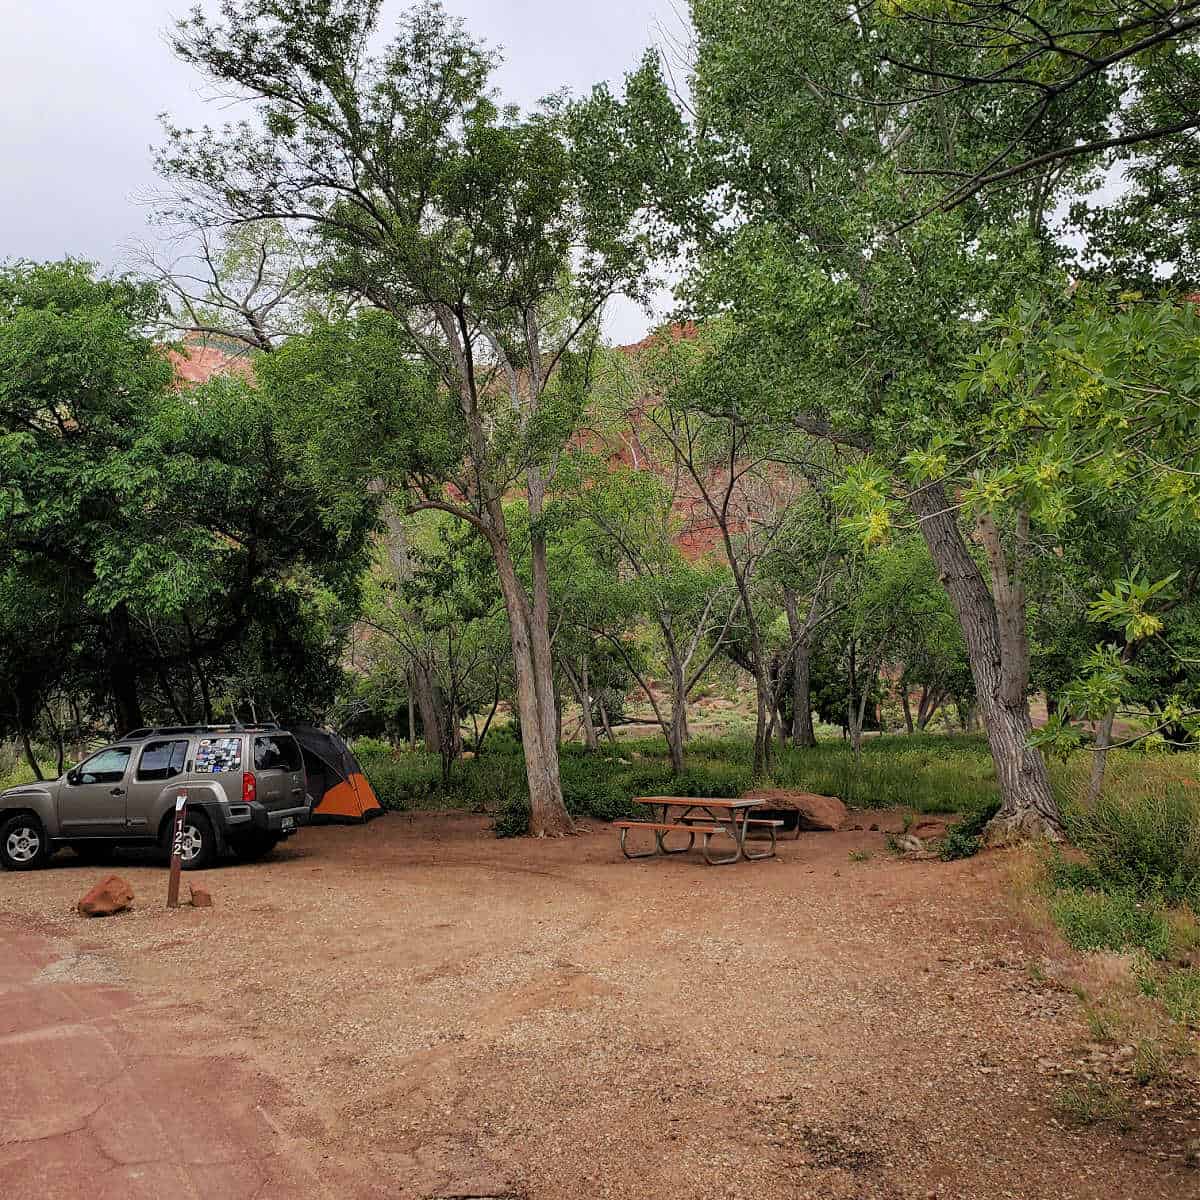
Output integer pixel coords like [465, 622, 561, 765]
[911, 483, 1062, 844]
[784, 589, 819, 748]
[1087, 710, 1116, 806]
[411, 663, 444, 757]
[491, 535, 572, 836]
[20, 727, 43, 781]
[666, 657, 687, 773]
[901, 684, 915, 734]
[560, 655, 599, 752]
[108, 603, 143, 733]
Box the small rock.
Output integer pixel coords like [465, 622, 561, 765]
[869, 823, 880, 832]
[77, 875, 134, 917]
[189, 885, 213, 908]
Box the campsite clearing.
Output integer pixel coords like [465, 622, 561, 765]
[1, 812, 1196, 1199]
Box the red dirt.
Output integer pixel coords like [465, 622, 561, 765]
[1, 812, 1196, 1199]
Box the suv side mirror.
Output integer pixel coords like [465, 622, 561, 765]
[66, 769, 80, 786]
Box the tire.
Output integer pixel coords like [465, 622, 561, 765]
[1, 813, 50, 871]
[160, 810, 217, 871]
[231, 833, 281, 862]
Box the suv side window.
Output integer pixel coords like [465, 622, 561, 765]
[253, 735, 302, 772]
[136, 739, 189, 782]
[75, 746, 132, 785]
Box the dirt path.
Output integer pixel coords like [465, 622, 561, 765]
[1, 812, 1195, 1199]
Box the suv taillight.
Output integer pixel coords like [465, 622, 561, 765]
[242, 772, 256, 804]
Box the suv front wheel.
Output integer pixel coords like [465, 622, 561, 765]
[160, 810, 216, 871]
[1, 814, 50, 871]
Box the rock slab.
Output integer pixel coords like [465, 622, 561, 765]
[742, 789, 848, 831]
[77, 876, 134, 918]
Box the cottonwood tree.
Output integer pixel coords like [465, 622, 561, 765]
[133, 219, 323, 353]
[158, 0, 677, 834]
[627, 325, 822, 775]
[639, 0, 1133, 840]
[873, 0, 1200, 221]
[568, 457, 740, 770]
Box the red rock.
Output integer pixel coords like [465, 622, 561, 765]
[77, 876, 134, 918]
[189, 886, 213, 908]
[742, 789, 848, 831]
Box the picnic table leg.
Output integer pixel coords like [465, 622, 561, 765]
[700, 809, 741, 866]
[742, 816, 778, 861]
[619, 825, 659, 859]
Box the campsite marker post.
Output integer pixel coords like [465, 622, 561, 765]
[166, 794, 187, 908]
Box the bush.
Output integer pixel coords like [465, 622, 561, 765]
[350, 735, 394, 759]
[1066, 785, 1200, 904]
[939, 799, 1001, 861]
[493, 793, 530, 838]
[1049, 887, 1173, 959]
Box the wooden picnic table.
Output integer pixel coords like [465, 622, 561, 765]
[614, 796, 782, 865]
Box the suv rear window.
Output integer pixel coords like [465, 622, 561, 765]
[136, 739, 189, 782]
[253, 735, 302, 772]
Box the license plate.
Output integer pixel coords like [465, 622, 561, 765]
[280, 816, 295, 832]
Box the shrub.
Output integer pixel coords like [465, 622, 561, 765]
[493, 793, 530, 838]
[1050, 887, 1173, 959]
[1066, 785, 1200, 904]
[939, 799, 1001, 861]
[350, 736, 394, 759]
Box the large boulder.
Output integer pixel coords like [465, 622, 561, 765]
[743, 789, 848, 831]
[77, 875, 134, 918]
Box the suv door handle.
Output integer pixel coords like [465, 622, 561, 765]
[110, 787, 126, 796]
[290, 786, 303, 795]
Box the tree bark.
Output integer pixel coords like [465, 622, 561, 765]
[560, 655, 600, 752]
[20, 727, 43, 781]
[901, 684, 915, 734]
[1086, 710, 1115, 806]
[108, 604, 143, 734]
[911, 483, 1062, 843]
[783, 588, 818, 748]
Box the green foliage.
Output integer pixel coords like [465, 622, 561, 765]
[939, 799, 1002, 861]
[1065, 787, 1200, 905]
[773, 734, 997, 813]
[1049, 887, 1173, 959]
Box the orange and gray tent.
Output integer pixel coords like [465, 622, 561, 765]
[289, 724, 383, 823]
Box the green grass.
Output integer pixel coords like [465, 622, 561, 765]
[1049, 886, 1174, 959]
[352, 730, 997, 837]
[769, 733, 998, 813]
[1053, 1080, 1131, 1128]
[1139, 966, 1200, 1028]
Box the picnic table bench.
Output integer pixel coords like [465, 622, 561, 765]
[614, 797, 784, 865]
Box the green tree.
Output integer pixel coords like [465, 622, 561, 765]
[158, 0, 675, 834]
[0, 260, 375, 740]
[624, 0, 1132, 839]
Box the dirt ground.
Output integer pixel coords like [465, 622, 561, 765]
[2, 812, 1197, 1200]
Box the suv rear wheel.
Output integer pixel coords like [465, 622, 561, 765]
[160, 810, 216, 871]
[1, 814, 50, 871]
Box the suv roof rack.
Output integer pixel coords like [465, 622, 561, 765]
[121, 722, 282, 739]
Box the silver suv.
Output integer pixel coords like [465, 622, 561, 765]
[0, 724, 311, 872]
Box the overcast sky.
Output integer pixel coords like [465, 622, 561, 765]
[0, 0, 681, 343]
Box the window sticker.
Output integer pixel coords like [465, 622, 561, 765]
[194, 737, 242, 773]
